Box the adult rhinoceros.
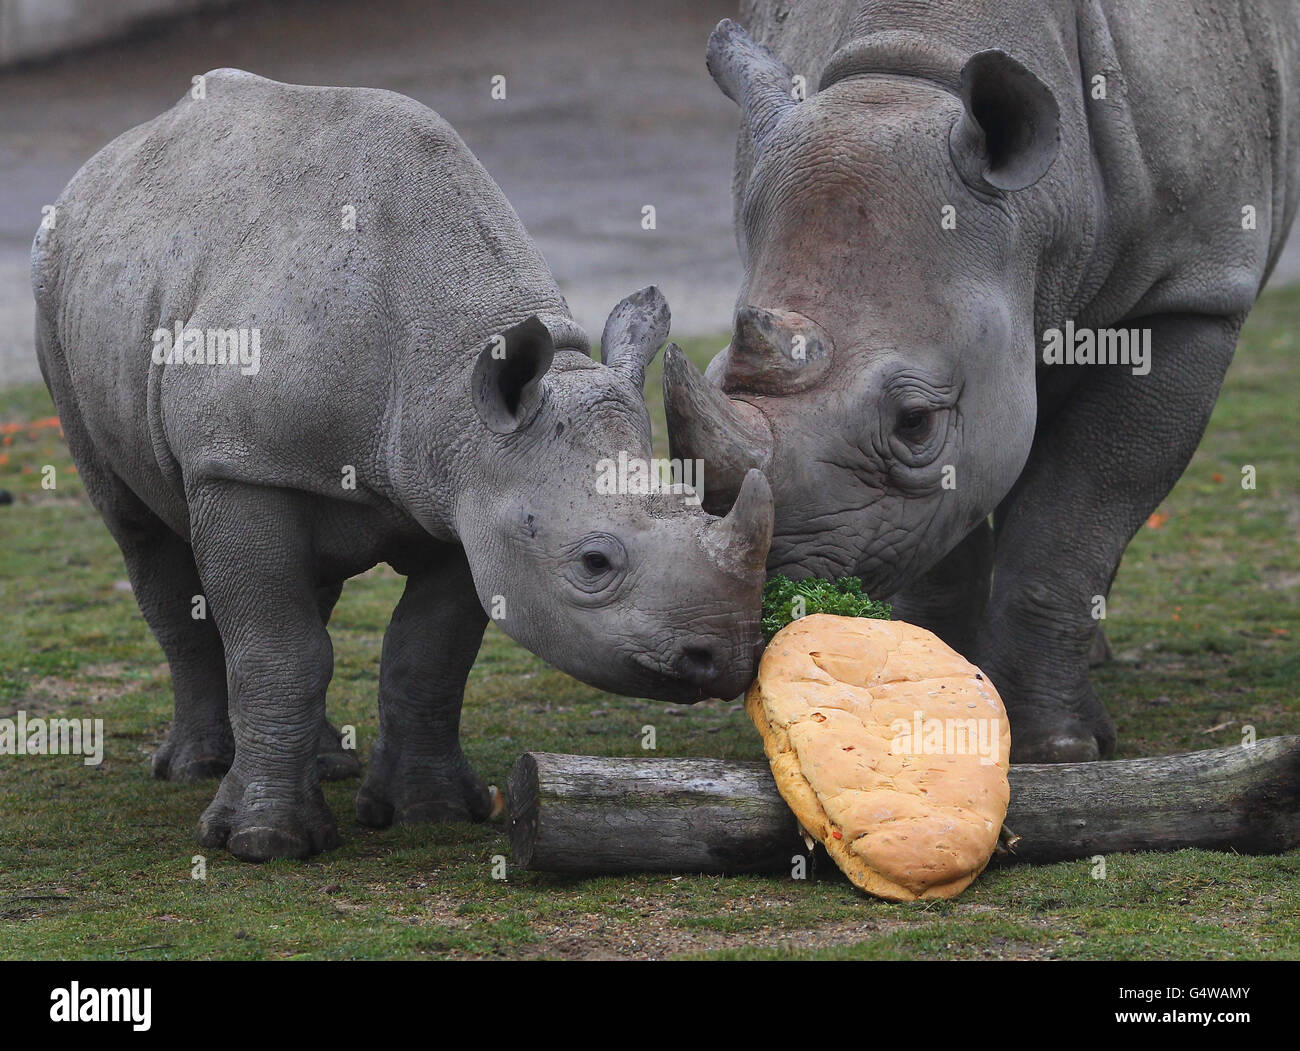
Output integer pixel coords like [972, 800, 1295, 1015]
[667, 3, 1300, 761]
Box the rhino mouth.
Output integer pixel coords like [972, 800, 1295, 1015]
[628, 643, 759, 704]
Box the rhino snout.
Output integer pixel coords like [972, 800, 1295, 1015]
[673, 637, 757, 696]
[653, 629, 762, 703]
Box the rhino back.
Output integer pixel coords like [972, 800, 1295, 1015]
[33, 68, 568, 522]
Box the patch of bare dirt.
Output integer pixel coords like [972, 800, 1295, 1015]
[9, 661, 165, 716]
[387, 887, 1066, 960]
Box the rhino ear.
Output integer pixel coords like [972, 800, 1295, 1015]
[472, 316, 555, 433]
[949, 49, 1060, 193]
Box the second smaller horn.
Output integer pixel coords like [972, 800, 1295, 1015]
[600, 285, 671, 389]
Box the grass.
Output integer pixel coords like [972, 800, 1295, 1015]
[0, 288, 1297, 960]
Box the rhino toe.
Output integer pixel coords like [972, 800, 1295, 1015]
[228, 821, 338, 862]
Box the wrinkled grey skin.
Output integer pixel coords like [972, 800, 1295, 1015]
[667, 4, 1300, 762]
[32, 70, 772, 861]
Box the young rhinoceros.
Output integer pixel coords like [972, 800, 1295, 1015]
[32, 69, 772, 861]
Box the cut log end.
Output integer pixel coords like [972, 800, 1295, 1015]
[506, 752, 541, 868]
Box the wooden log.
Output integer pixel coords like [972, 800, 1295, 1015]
[507, 753, 800, 873]
[508, 737, 1300, 874]
[1006, 735, 1300, 862]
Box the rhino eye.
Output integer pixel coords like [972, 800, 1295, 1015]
[582, 551, 611, 574]
[895, 407, 934, 441]
[565, 533, 628, 598]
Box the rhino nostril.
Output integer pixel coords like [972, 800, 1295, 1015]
[679, 645, 718, 684]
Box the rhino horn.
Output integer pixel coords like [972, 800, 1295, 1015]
[722, 305, 833, 394]
[663, 343, 774, 515]
[706, 19, 797, 151]
[601, 285, 671, 392]
[704, 468, 774, 576]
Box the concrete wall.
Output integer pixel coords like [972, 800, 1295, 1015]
[0, 0, 241, 66]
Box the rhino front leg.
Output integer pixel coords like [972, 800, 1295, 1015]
[355, 551, 491, 828]
[192, 483, 339, 861]
[888, 518, 993, 660]
[889, 518, 1115, 666]
[978, 313, 1241, 763]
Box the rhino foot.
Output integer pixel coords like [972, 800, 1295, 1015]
[355, 745, 490, 828]
[316, 719, 362, 781]
[1008, 699, 1117, 764]
[197, 765, 340, 861]
[153, 719, 358, 783]
[152, 725, 235, 782]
